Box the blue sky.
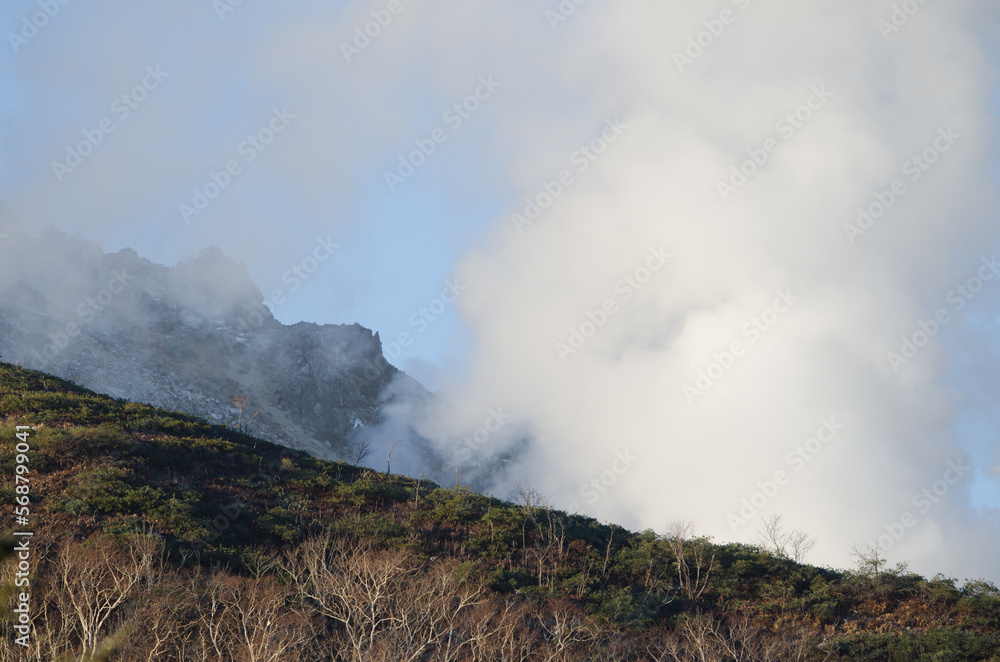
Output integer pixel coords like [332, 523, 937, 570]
[2, 0, 1000, 581]
[0, 0, 516, 388]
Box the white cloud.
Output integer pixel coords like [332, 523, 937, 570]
[3, 0, 999, 580]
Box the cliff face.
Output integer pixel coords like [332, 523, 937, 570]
[0, 221, 419, 459]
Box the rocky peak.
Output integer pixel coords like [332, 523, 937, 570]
[0, 224, 422, 460]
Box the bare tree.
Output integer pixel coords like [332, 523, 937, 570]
[645, 612, 812, 662]
[850, 540, 888, 583]
[754, 514, 817, 563]
[414, 468, 426, 506]
[672, 612, 727, 662]
[388, 561, 488, 661]
[510, 481, 566, 587]
[50, 534, 162, 658]
[348, 437, 374, 467]
[755, 514, 790, 558]
[663, 520, 715, 602]
[386, 438, 405, 475]
[718, 615, 812, 662]
[113, 571, 196, 662]
[281, 534, 415, 661]
[281, 532, 484, 662]
[231, 394, 262, 433]
[465, 597, 533, 662]
[512, 481, 547, 513]
[196, 572, 312, 662]
[788, 529, 817, 563]
[536, 599, 595, 657]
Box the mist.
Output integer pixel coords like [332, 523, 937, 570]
[2, 0, 999, 581]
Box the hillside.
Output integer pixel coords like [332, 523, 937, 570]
[0, 361, 997, 661]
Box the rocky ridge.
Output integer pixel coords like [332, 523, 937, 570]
[0, 216, 422, 461]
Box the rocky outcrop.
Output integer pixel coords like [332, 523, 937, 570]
[0, 218, 420, 460]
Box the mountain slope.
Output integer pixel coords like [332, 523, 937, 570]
[0, 362, 998, 661]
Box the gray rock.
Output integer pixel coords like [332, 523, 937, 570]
[0, 225, 426, 462]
